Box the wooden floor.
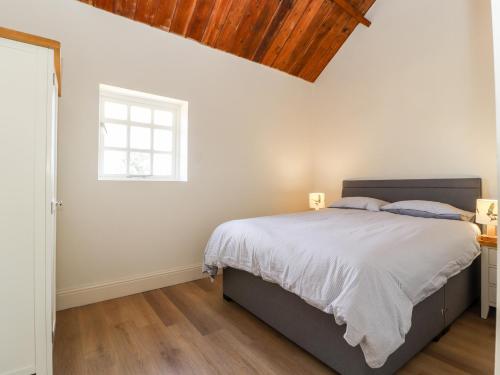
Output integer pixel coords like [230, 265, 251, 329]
[54, 276, 496, 375]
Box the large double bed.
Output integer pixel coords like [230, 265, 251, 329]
[203, 179, 482, 374]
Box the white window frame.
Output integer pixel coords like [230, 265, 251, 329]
[98, 84, 188, 181]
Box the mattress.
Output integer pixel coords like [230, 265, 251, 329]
[203, 208, 480, 368]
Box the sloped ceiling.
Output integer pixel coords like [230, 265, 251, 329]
[79, 0, 375, 82]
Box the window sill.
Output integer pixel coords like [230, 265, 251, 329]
[98, 176, 187, 182]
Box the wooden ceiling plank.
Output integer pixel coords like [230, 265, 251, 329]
[318, 0, 375, 69]
[231, 0, 281, 59]
[225, 0, 263, 56]
[114, 0, 138, 18]
[284, 1, 338, 74]
[305, 18, 356, 81]
[260, 0, 312, 66]
[271, 0, 324, 70]
[201, 0, 234, 46]
[151, 0, 178, 30]
[240, 0, 281, 59]
[215, 0, 251, 51]
[297, 11, 350, 80]
[290, 3, 344, 76]
[252, 0, 293, 62]
[170, 0, 198, 36]
[186, 0, 217, 41]
[135, 0, 161, 24]
[93, 0, 114, 11]
[300, 0, 374, 81]
[331, 0, 370, 27]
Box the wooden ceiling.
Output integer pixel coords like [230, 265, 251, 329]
[79, 0, 376, 82]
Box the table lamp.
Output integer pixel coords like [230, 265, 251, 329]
[309, 193, 325, 211]
[476, 199, 498, 241]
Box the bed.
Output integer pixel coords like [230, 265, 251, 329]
[204, 178, 482, 375]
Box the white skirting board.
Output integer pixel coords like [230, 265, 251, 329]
[56, 263, 211, 310]
[1, 367, 36, 375]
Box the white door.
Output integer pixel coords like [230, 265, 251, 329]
[0, 37, 53, 375]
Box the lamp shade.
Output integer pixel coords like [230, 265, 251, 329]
[309, 193, 325, 210]
[476, 199, 498, 226]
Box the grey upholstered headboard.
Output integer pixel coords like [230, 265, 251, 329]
[342, 178, 481, 212]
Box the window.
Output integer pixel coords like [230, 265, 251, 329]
[98, 84, 188, 181]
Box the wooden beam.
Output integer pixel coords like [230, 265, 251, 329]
[331, 0, 370, 27]
[0, 26, 62, 96]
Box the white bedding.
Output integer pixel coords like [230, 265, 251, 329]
[202, 208, 480, 368]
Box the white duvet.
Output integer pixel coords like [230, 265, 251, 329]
[202, 208, 480, 368]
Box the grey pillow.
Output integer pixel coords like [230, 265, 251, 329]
[329, 197, 389, 212]
[382, 208, 473, 221]
[381, 200, 475, 222]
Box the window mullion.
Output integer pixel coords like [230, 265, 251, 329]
[173, 110, 179, 179]
[150, 123, 154, 176]
[101, 118, 129, 126]
[103, 146, 128, 151]
[126, 107, 131, 176]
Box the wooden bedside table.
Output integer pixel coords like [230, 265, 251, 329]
[480, 236, 497, 319]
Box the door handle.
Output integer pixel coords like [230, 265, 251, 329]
[51, 200, 63, 214]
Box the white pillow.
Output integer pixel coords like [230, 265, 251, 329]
[329, 197, 389, 212]
[381, 200, 475, 221]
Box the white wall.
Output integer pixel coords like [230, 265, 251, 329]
[0, 0, 314, 307]
[312, 0, 497, 200]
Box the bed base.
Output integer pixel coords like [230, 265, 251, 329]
[223, 258, 479, 375]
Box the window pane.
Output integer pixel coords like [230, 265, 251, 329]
[129, 152, 151, 175]
[103, 150, 127, 175]
[131, 106, 151, 124]
[153, 153, 172, 176]
[154, 110, 173, 126]
[104, 101, 127, 120]
[102, 123, 127, 148]
[130, 126, 151, 150]
[153, 129, 172, 151]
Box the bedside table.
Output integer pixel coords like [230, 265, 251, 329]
[480, 236, 497, 319]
